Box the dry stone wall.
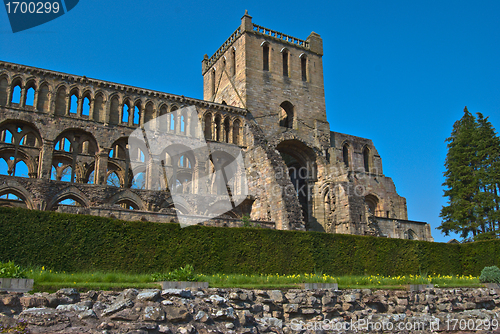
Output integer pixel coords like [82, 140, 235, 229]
[1, 288, 499, 333]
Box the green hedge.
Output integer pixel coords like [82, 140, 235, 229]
[0, 207, 498, 276]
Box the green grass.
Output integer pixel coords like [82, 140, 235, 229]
[23, 267, 482, 292]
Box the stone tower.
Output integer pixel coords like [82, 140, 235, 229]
[202, 11, 330, 148]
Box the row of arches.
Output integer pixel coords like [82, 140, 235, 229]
[262, 42, 308, 81]
[342, 142, 373, 173]
[0, 120, 245, 196]
[0, 74, 245, 145]
[0, 183, 151, 212]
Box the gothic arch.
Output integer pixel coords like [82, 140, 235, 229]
[108, 190, 144, 211]
[0, 180, 34, 209]
[47, 186, 90, 210]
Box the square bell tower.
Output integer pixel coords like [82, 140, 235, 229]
[202, 11, 330, 148]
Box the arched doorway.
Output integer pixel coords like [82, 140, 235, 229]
[276, 140, 316, 229]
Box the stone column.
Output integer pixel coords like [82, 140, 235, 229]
[175, 113, 181, 134]
[19, 85, 26, 108]
[6, 86, 12, 107]
[95, 148, 110, 185]
[228, 119, 234, 144]
[33, 87, 40, 111]
[77, 94, 83, 117]
[88, 97, 95, 120]
[65, 93, 70, 116]
[139, 103, 145, 126]
[38, 140, 54, 180]
[194, 163, 206, 194]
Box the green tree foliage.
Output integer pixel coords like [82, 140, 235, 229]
[440, 107, 500, 240]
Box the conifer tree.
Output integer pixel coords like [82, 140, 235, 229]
[439, 107, 500, 240]
[439, 107, 480, 238]
[476, 113, 500, 235]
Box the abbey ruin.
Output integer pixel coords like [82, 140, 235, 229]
[0, 12, 433, 241]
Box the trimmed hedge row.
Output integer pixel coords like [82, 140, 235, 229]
[0, 207, 498, 276]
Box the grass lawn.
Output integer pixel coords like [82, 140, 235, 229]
[25, 267, 483, 292]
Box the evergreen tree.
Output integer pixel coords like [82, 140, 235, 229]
[476, 113, 500, 237]
[439, 107, 500, 240]
[439, 107, 480, 238]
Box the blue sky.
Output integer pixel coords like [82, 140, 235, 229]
[1, 0, 500, 243]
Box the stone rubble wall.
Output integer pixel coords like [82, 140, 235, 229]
[1, 287, 499, 333]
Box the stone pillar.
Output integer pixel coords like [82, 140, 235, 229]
[19, 85, 26, 108]
[38, 140, 54, 180]
[33, 88, 40, 111]
[65, 93, 70, 116]
[194, 163, 206, 194]
[104, 97, 111, 124]
[77, 94, 83, 117]
[88, 97, 95, 120]
[186, 113, 191, 137]
[6, 86, 12, 107]
[211, 114, 216, 141]
[95, 148, 110, 185]
[48, 90, 55, 116]
[228, 119, 234, 144]
[139, 103, 145, 126]
[174, 113, 181, 134]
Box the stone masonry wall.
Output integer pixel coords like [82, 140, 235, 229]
[1, 287, 499, 333]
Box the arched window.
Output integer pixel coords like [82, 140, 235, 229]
[116, 199, 139, 210]
[69, 92, 78, 114]
[342, 143, 350, 168]
[107, 171, 121, 187]
[0, 77, 8, 106]
[82, 96, 90, 117]
[159, 105, 168, 132]
[144, 102, 154, 124]
[109, 96, 120, 125]
[405, 229, 417, 240]
[87, 170, 95, 184]
[233, 119, 241, 145]
[170, 113, 175, 131]
[300, 55, 307, 81]
[215, 115, 222, 141]
[363, 146, 371, 172]
[263, 43, 270, 71]
[52, 130, 98, 184]
[122, 102, 130, 124]
[131, 172, 146, 190]
[180, 114, 186, 133]
[324, 188, 335, 213]
[224, 118, 230, 143]
[37, 83, 50, 111]
[204, 113, 212, 140]
[55, 86, 67, 116]
[1, 129, 14, 144]
[25, 85, 35, 106]
[279, 101, 294, 128]
[133, 103, 140, 125]
[11, 84, 21, 104]
[282, 49, 289, 77]
[93, 93, 104, 122]
[55, 137, 72, 152]
[20, 132, 39, 147]
[364, 194, 379, 215]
